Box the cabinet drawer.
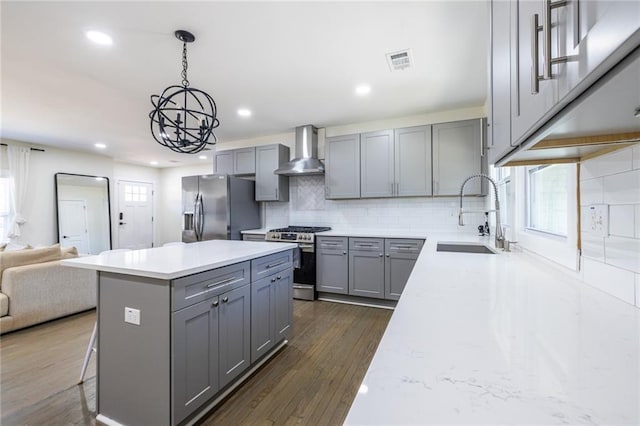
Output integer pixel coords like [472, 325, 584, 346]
[242, 233, 265, 242]
[349, 237, 384, 252]
[172, 261, 250, 311]
[385, 239, 424, 254]
[251, 250, 293, 281]
[317, 236, 348, 252]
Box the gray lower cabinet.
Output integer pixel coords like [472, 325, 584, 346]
[316, 236, 349, 294]
[317, 237, 423, 300]
[172, 297, 219, 425]
[256, 144, 289, 202]
[251, 268, 293, 363]
[348, 238, 385, 299]
[384, 239, 424, 300]
[218, 284, 251, 389]
[172, 283, 251, 424]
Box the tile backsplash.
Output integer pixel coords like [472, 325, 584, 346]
[580, 144, 640, 308]
[265, 175, 486, 233]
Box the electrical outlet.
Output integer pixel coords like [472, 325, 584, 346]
[587, 204, 609, 237]
[124, 307, 141, 326]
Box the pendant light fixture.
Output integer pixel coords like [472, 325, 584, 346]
[149, 30, 219, 154]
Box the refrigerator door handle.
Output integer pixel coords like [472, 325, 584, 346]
[193, 194, 201, 240]
[197, 193, 205, 239]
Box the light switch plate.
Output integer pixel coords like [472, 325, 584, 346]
[124, 307, 141, 325]
[587, 204, 609, 237]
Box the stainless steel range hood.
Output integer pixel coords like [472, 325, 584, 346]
[274, 125, 324, 176]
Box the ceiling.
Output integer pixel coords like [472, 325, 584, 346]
[1, 1, 488, 168]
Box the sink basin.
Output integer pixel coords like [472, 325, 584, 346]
[436, 242, 497, 254]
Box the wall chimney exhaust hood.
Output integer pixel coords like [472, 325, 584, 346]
[274, 125, 324, 176]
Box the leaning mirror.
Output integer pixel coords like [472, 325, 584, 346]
[55, 173, 112, 254]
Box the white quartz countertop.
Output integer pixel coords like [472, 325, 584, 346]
[61, 240, 298, 280]
[346, 233, 640, 425]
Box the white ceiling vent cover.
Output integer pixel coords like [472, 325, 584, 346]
[386, 49, 413, 71]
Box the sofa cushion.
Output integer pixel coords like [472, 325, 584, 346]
[0, 244, 62, 287]
[0, 292, 7, 317]
[61, 246, 78, 259]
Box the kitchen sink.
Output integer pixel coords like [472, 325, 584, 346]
[436, 242, 497, 254]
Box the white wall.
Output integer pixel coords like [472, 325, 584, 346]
[579, 145, 640, 307]
[156, 162, 213, 245]
[1, 138, 114, 246]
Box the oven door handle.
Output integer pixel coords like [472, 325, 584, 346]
[299, 243, 314, 253]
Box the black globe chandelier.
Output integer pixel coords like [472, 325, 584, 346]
[150, 30, 219, 154]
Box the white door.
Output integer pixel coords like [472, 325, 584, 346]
[117, 181, 154, 249]
[59, 200, 90, 254]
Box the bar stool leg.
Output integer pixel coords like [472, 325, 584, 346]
[78, 321, 97, 384]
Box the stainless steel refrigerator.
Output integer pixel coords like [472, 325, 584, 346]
[182, 174, 261, 242]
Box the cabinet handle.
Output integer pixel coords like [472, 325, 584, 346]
[277, 275, 282, 280]
[543, 0, 569, 80]
[386, 253, 390, 257]
[222, 297, 229, 303]
[343, 251, 347, 255]
[266, 260, 287, 269]
[531, 14, 542, 94]
[379, 253, 383, 257]
[479, 118, 485, 157]
[212, 300, 219, 307]
[275, 188, 278, 200]
[207, 276, 241, 288]
[271, 277, 277, 283]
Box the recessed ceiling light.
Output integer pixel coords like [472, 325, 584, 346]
[85, 30, 113, 46]
[94, 142, 107, 149]
[237, 108, 252, 117]
[149, 161, 158, 166]
[198, 155, 207, 160]
[355, 85, 371, 96]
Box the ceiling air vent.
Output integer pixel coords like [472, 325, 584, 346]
[386, 49, 412, 71]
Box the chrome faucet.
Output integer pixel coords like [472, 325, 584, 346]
[458, 174, 504, 249]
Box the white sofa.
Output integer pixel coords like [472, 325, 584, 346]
[0, 244, 97, 334]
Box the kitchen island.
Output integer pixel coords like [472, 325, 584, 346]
[62, 240, 297, 426]
[345, 234, 640, 424]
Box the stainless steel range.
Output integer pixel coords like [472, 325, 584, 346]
[265, 226, 331, 300]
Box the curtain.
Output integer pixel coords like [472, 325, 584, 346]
[7, 146, 30, 238]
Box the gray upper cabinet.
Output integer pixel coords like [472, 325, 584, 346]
[214, 148, 256, 175]
[348, 238, 385, 299]
[360, 130, 394, 198]
[316, 236, 349, 294]
[325, 134, 361, 199]
[394, 125, 432, 197]
[489, 0, 640, 159]
[559, 2, 640, 99]
[432, 119, 484, 196]
[510, 0, 559, 144]
[214, 150, 234, 175]
[218, 284, 251, 389]
[255, 144, 289, 202]
[488, 0, 513, 165]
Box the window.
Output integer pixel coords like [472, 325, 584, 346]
[0, 176, 10, 242]
[526, 164, 570, 236]
[124, 184, 148, 202]
[495, 167, 512, 228]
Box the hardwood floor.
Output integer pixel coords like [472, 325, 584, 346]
[0, 301, 391, 425]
